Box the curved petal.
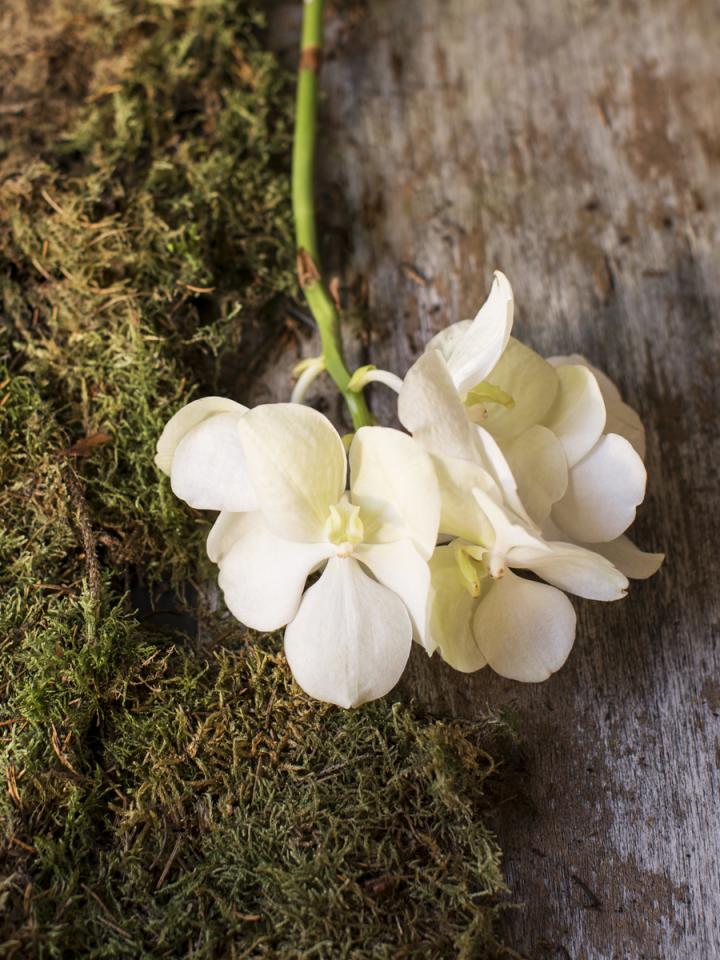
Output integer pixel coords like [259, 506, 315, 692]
[170, 413, 258, 512]
[155, 396, 247, 475]
[443, 271, 514, 394]
[542, 365, 606, 468]
[236, 403, 347, 543]
[585, 535, 664, 579]
[426, 319, 472, 359]
[504, 425, 568, 525]
[474, 571, 576, 682]
[479, 338, 559, 441]
[355, 540, 431, 648]
[214, 512, 332, 631]
[428, 546, 486, 671]
[433, 454, 498, 544]
[349, 427, 439, 558]
[284, 557, 412, 708]
[398, 349, 479, 461]
[549, 355, 646, 459]
[552, 433, 647, 543]
[473, 432, 537, 529]
[508, 541, 628, 601]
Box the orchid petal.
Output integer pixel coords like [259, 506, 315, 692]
[214, 512, 332, 631]
[474, 571, 576, 682]
[426, 319, 472, 359]
[542, 365, 606, 468]
[398, 349, 479, 461]
[170, 412, 257, 512]
[355, 540, 432, 649]
[428, 546, 487, 671]
[284, 557, 412, 708]
[549, 355, 646, 460]
[508, 541, 628, 601]
[236, 403, 347, 542]
[443, 271, 514, 394]
[479, 338, 559, 441]
[585, 535, 664, 579]
[349, 427, 439, 558]
[504, 425, 568, 525]
[155, 396, 247, 475]
[433, 454, 498, 544]
[552, 433, 647, 543]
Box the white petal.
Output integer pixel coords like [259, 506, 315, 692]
[215, 512, 332, 631]
[398, 349, 479, 461]
[443, 271, 514, 394]
[549, 355, 646, 459]
[508, 541, 628, 601]
[473, 430, 537, 529]
[480, 338, 559, 441]
[428, 546, 486, 671]
[355, 540, 432, 649]
[552, 433, 647, 543]
[284, 557, 412, 708]
[170, 413, 257, 512]
[236, 403, 347, 542]
[155, 396, 247, 475]
[585, 535, 664, 579]
[542, 365, 606, 468]
[349, 427, 439, 559]
[433, 454, 498, 544]
[504, 426, 568, 525]
[474, 571, 576, 682]
[426, 319, 472, 359]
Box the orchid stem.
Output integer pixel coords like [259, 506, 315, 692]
[292, 0, 373, 430]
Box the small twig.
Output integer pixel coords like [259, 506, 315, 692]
[156, 837, 183, 890]
[62, 463, 101, 610]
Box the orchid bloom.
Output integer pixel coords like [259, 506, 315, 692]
[427, 460, 628, 678]
[399, 272, 663, 581]
[157, 401, 439, 708]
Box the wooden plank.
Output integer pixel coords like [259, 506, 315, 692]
[270, 1, 720, 955]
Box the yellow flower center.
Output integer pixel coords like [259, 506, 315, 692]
[452, 541, 489, 598]
[463, 380, 515, 422]
[325, 495, 364, 557]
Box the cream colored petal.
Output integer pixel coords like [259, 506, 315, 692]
[284, 557, 412, 708]
[426, 319, 472, 359]
[433, 454, 498, 544]
[508, 541, 628, 601]
[552, 433, 647, 543]
[480, 338, 559, 441]
[214, 512, 332, 631]
[504, 425, 568, 525]
[349, 427, 439, 558]
[236, 403, 347, 543]
[542, 365, 606, 468]
[355, 540, 432, 649]
[170, 413, 257, 512]
[473, 428, 537, 529]
[549, 355, 646, 459]
[155, 396, 247, 475]
[428, 546, 486, 671]
[444, 271, 514, 394]
[585, 535, 664, 579]
[474, 572, 576, 682]
[398, 349, 479, 461]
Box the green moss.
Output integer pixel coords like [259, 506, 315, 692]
[0, 2, 516, 957]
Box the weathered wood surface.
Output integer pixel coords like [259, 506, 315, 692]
[268, 1, 720, 956]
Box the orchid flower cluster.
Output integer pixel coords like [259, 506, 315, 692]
[156, 273, 663, 707]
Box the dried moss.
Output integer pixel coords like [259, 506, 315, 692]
[0, 2, 516, 957]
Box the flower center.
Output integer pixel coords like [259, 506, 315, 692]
[325, 495, 364, 557]
[463, 379, 514, 423]
[452, 541, 489, 598]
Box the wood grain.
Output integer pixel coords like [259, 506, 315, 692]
[268, 1, 720, 955]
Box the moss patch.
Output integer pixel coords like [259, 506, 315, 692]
[0, 1, 516, 957]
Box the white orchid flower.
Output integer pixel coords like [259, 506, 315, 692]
[399, 272, 663, 580]
[427, 467, 628, 680]
[158, 400, 439, 708]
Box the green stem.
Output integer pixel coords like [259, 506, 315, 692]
[292, 0, 373, 430]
